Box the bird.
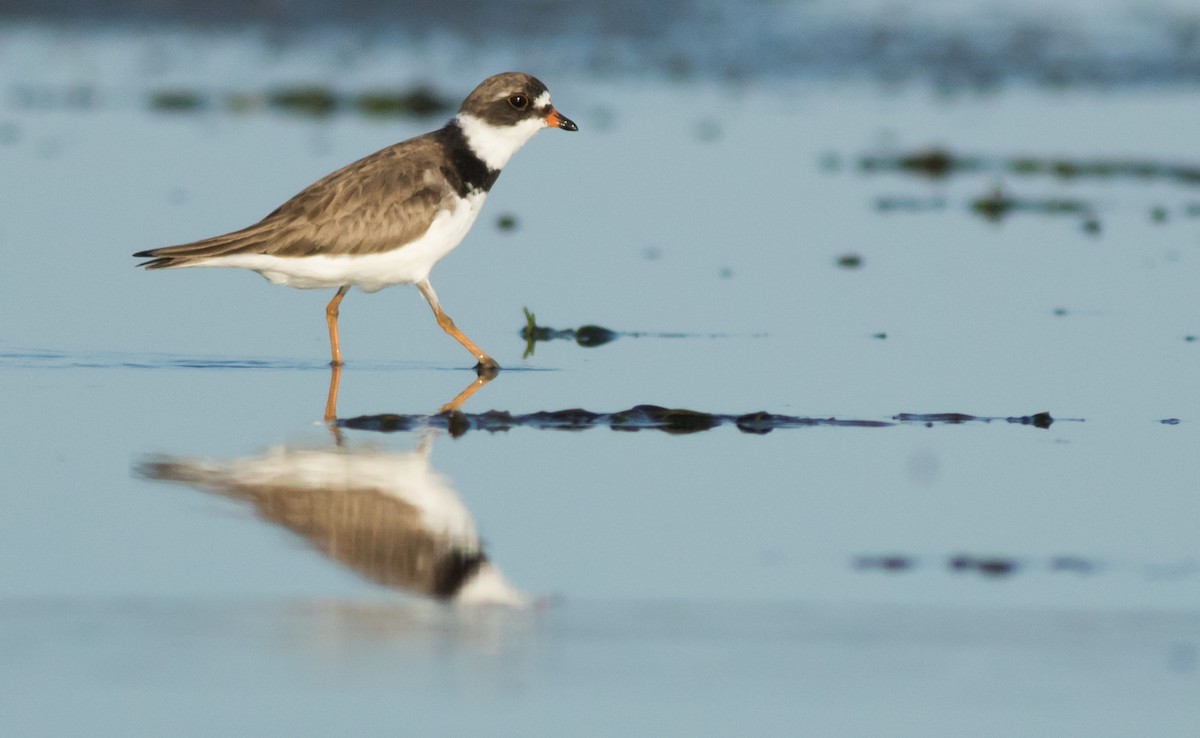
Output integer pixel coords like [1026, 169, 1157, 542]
[134, 71, 577, 374]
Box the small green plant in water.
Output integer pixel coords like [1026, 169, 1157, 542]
[522, 307, 539, 358]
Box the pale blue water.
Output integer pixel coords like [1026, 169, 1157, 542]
[3, 3, 1200, 734]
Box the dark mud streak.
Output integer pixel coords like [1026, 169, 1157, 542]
[874, 195, 948, 213]
[338, 405, 1063, 437]
[894, 411, 1055, 429]
[859, 148, 1200, 186]
[859, 148, 1200, 228]
[969, 188, 1093, 223]
[151, 85, 454, 120]
[855, 553, 1104, 578]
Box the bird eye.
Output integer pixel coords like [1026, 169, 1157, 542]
[508, 94, 528, 110]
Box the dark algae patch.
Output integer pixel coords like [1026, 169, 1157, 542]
[268, 86, 338, 117]
[355, 86, 448, 117]
[342, 405, 889, 437]
[149, 83, 454, 119]
[874, 195, 947, 213]
[856, 553, 1105, 577]
[338, 406, 1065, 437]
[610, 406, 721, 434]
[150, 89, 205, 111]
[950, 554, 1018, 577]
[969, 186, 1092, 224]
[853, 555, 915, 572]
[835, 253, 864, 269]
[859, 147, 1200, 186]
[857, 147, 1200, 229]
[859, 148, 983, 178]
[893, 411, 1054, 429]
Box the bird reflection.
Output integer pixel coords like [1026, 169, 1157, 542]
[137, 429, 525, 607]
[323, 363, 493, 422]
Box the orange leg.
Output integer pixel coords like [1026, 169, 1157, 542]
[438, 372, 496, 414]
[415, 278, 499, 375]
[323, 363, 342, 422]
[325, 286, 350, 367]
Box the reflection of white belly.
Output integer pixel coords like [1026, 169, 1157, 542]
[239, 447, 482, 545]
[195, 192, 485, 292]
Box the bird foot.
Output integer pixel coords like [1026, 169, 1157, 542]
[474, 358, 501, 378]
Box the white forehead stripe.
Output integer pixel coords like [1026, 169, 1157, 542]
[534, 90, 551, 109]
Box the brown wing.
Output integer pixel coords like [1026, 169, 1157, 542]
[135, 133, 456, 268]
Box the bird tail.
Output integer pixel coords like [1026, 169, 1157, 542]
[133, 220, 278, 269]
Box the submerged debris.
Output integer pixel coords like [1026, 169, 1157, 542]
[338, 405, 1063, 437]
[835, 253, 863, 269]
[853, 555, 915, 572]
[893, 411, 1054, 428]
[874, 195, 947, 213]
[859, 147, 1200, 186]
[355, 86, 447, 117]
[969, 185, 1093, 224]
[950, 554, 1018, 577]
[856, 553, 1103, 577]
[874, 188, 1096, 227]
[860, 148, 986, 179]
[268, 86, 337, 116]
[150, 89, 205, 111]
[149, 84, 454, 119]
[344, 405, 888, 437]
[1049, 555, 1100, 574]
[858, 147, 1200, 228]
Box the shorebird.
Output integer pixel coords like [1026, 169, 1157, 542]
[134, 72, 577, 373]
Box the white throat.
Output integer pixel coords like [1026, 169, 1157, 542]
[456, 112, 547, 170]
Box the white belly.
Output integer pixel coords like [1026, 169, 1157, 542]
[194, 192, 486, 292]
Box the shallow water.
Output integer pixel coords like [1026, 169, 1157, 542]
[4, 4, 1200, 734]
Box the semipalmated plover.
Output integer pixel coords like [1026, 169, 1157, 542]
[135, 72, 577, 373]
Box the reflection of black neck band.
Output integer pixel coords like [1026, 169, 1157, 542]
[433, 549, 489, 599]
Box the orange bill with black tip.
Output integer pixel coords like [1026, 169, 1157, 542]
[544, 107, 578, 131]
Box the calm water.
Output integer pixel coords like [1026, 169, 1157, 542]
[3, 2, 1200, 734]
